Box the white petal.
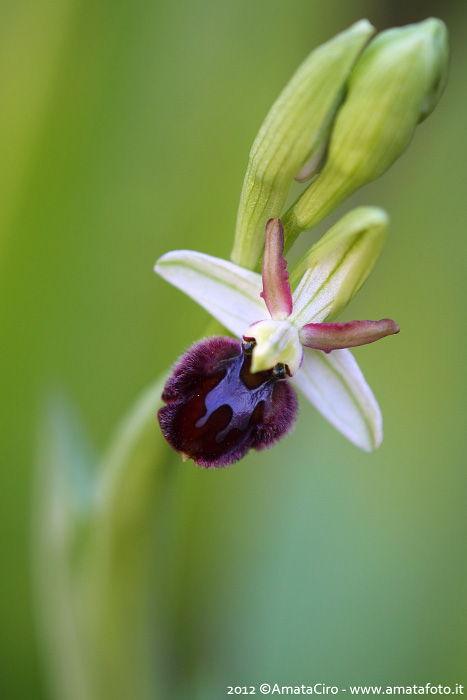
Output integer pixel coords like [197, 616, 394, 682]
[155, 250, 267, 337]
[292, 347, 382, 451]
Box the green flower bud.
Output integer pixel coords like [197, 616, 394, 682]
[230, 19, 375, 271]
[283, 18, 449, 250]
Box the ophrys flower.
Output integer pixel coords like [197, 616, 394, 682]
[156, 208, 399, 467]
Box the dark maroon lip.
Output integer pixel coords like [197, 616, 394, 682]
[158, 336, 297, 468]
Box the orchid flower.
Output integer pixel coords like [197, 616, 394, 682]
[155, 207, 399, 467]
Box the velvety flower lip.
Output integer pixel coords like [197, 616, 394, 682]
[155, 208, 400, 460]
[158, 336, 297, 468]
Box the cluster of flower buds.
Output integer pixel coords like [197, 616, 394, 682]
[155, 19, 448, 467]
[231, 18, 448, 266]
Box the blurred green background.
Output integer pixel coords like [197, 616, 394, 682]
[0, 0, 466, 698]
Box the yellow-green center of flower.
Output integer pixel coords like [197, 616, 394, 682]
[243, 319, 303, 376]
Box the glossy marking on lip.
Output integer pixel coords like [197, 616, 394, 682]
[195, 352, 277, 443]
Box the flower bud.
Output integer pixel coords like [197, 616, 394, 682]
[283, 18, 449, 249]
[230, 20, 375, 270]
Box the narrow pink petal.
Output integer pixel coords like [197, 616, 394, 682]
[300, 319, 400, 353]
[260, 218, 293, 320]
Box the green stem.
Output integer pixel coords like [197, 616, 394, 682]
[82, 377, 173, 700]
[35, 377, 175, 700]
[36, 316, 227, 700]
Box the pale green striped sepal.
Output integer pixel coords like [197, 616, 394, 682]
[289, 206, 388, 326]
[154, 250, 266, 337]
[293, 347, 382, 451]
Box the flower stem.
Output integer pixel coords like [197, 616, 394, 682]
[34, 377, 176, 700]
